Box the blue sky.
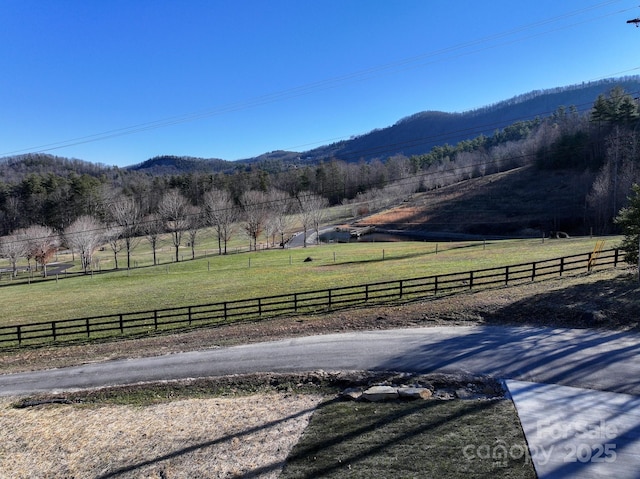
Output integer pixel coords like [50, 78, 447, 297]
[1, 0, 639, 167]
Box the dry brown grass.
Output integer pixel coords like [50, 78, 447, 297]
[0, 394, 323, 479]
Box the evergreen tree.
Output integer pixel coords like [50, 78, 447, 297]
[615, 184, 640, 269]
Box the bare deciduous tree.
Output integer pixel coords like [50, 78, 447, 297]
[297, 191, 328, 247]
[240, 190, 271, 251]
[158, 189, 190, 262]
[0, 230, 28, 278]
[203, 188, 238, 255]
[64, 215, 105, 273]
[267, 190, 295, 248]
[107, 196, 141, 269]
[186, 205, 203, 260]
[105, 225, 124, 270]
[23, 225, 59, 277]
[141, 213, 164, 266]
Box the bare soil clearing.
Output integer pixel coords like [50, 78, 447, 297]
[355, 166, 591, 237]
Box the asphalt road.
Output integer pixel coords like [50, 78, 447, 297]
[2, 325, 640, 397]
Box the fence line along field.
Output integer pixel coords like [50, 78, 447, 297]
[0, 235, 620, 328]
[0, 247, 623, 348]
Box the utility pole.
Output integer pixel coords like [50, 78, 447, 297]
[628, 15, 640, 281]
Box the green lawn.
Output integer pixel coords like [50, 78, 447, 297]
[0, 235, 620, 326]
[281, 398, 535, 479]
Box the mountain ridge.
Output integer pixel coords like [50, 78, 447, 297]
[127, 76, 640, 174]
[3, 76, 640, 177]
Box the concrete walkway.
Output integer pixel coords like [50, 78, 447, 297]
[506, 380, 640, 479]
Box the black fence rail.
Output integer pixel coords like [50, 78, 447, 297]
[0, 248, 625, 349]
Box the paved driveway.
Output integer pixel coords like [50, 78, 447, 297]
[2, 325, 640, 396]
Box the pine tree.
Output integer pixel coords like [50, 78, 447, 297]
[615, 184, 640, 269]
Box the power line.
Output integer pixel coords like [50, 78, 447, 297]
[0, 1, 631, 158]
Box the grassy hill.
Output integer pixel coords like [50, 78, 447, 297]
[358, 165, 595, 238]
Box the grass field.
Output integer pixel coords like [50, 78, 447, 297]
[0, 235, 621, 327]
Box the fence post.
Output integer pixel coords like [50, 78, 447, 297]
[224, 302, 228, 322]
[614, 248, 619, 267]
[119, 314, 124, 333]
[531, 262, 536, 282]
[328, 289, 332, 309]
[86, 318, 90, 338]
[52, 321, 56, 341]
[258, 298, 262, 316]
[154, 310, 158, 330]
[469, 271, 474, 290]
[17, 325, 21, 345]
[294, 293, 298, 312]
[188, 306, 192, 325]
[560, 257, 565, 277]
[399, 280, 403, 299]
[505, 266, 509, 286]
[365, 285, 369, 302]
[434, 276, 439, 295]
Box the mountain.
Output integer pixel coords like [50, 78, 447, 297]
[124, 76, 640, 174]
[298, 77, 640, 163]
[4, 77, 640, 178]
[127, 155, 234, 175]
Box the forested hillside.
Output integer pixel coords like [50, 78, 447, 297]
[258, 76, 640, 164]
[1, 78, 640, 275]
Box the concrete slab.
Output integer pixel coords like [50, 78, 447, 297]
[506, 380, 640, 479]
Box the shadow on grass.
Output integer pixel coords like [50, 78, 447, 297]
[281, 398, 535, 478]
[319, 241, 489, 267]
[483, 274, 640, 330]
[95, 405, 317, 479]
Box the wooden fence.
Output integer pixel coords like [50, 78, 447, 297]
[0, 248, 625, 349]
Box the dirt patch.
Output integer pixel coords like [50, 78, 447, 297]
[12, 370, 505, 407]
[356, 166, 593, 236]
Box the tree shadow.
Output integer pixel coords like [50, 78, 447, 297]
[371, 278, 640, 477]
[95, 405, 317, 479]
[481, 275, 640, 331]
[281, 397, 522, 478]
[507, 380, 640, 478]
[375, 323, 640, 395]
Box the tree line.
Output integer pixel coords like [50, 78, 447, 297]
[0, 186, 331, 278]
